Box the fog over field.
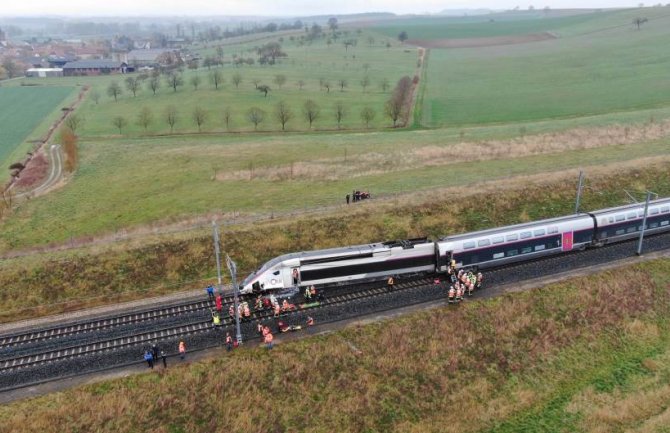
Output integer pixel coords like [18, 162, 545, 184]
[0, 0, 648, 17]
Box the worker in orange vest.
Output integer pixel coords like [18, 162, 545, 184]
[178, 340, 186, 360]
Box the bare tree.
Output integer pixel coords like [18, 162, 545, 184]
[125, 76, 141, 97]
[165, 105, 178, 133]
[338, 79, 348, 92]
[303, 99, 320, 129]
[334, 101, 347, 129]
[190, 75, 202, 90]
[367, 36, 375, 46]
[135, 107, 153, 132]
[192, 106, 207, 132]
[112, 115, 127, 134]
[274, 74, 287, 89]
[166, 73, 183, 92]
[257, 85, 271, 97]
[232, 72, 242, 88]
[297, 79, 305, 90]
[90, 90, 100, 104]
[323, 80, 331, 93]
[252, 78, 261, 89]
[360, 76, 370, 93]
[148, 77, 160, 95]
[210, 70, 224, 89]
[633, 17, 649, 29]
[64, 114, 83, 133]
[107, 81, 122, 102]
[222, 107, 232, 130]
[360, 106, 376, 128]
[275, 100, 293, 131]
[380, 78, 390, 92]
[247, 107, 265, 131]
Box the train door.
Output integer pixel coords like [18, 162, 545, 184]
[281, 268, 294, 288]
[562, 231, 574, 252]
[435, 243, 448, 272]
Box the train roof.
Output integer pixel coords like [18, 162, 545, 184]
[587, 197, 670, 215]
[439, 213, 590, 242]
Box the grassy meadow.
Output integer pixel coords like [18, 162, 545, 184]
[2, 259, 670, 432]
[419, 8, 670, 126]
[0, 86, 75, 169]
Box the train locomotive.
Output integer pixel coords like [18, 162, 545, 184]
[240, 197, 670, 294]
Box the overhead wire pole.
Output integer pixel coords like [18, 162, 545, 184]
[212, 221, 223, 295]
[226, 254, 243, 345]
[636, 191, 655, 256]
[574, 170, 584, 214]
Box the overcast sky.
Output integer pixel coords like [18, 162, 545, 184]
[0, 0, 644, 17]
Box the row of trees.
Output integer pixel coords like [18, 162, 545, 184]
[384, 76, 414, 127]
[109, 100, 381, 134]
[100, 73, 391, 102]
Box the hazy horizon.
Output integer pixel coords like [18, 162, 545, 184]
[0, 0, 650, 18]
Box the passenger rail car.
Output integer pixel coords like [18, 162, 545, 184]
[240, 197, 670, 294]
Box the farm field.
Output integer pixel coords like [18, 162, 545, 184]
[2, 259, 670, 433]
[0, 86, 74, 170]
[419, 8, 670, 126]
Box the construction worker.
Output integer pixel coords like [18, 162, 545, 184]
[229, 305, 235, 318]
[152, 343, 160, 362]
[206, 285, 215, 300]
[225, 332, 233, 351]
[212, 311, 221, 327]
[254, 295, 263, 311]
[387, 276, 395, 292]
[282, 299, 291, 312]
[310, 285, 317, 300]
[306, 316, 314, 327]
[274, 303, 281, 317]
[476, 272, 483, 290]
[215, 294, 223, 313]
[178, 340, 186, 360]
[243, 303, 251, 321]
[456, 283, 463, 302]
[161, 350, 168, 368]
[304, 286, 312, 302]
[448, 286, 456, 304]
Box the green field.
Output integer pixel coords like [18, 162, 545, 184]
[419, 8, 670, 126]
[0, 86, 74, 169]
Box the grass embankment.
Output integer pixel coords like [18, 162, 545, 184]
[2, 259, 670, 432]
[0, 161, 669, 323]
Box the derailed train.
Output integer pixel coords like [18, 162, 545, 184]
[240, 197, 670, 294]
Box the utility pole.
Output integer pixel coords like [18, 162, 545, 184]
[226, 254, 243, 344]
[574, 170, 584, 214]
[636, 191, 653, 256]
[212, 221, 223, 295]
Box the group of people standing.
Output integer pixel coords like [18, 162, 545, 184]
[143, 340, 187, 369]
[446, 266, 483, 304]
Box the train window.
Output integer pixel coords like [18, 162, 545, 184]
[650, 222, 659, 229]
[506, 234, 518, 241]
[627, 212, 637, 220]
[521, 246, 532, 254]
[661, 207, 670, 213]
[534, 229, 545, 236]
[626, 226, 636, 233]
[273, 271, 280, 276]
[650, 208, 659, 215]
[463, 241, 476, 249]
[478, 239, 490, 247]
[520, 231, 532, 239]
[616, 229, 625, 235]
[507, 249, 518, 256]
[661, 221, 669, 226]
[492, 236, 505, 244]
[493, 252, 504, 259]
[608, 217, 614, 223]
[615, 214, 625, 222]
[548, 227, 558, 234]
[535, 244, 546, 251]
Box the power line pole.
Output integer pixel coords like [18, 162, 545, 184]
[574, 170, 584, 214]
[212, 221, 223, 295]
[226, 254, 243, 344]
[636, 191, 653, 256]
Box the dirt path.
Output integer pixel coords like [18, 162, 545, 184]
[15, 144, 62, 199]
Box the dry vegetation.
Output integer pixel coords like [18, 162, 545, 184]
[216, 121, 670, 181]
[0, 160, 669, 323]
[1, 259, 670, 432]
[13, 152, 49, 189]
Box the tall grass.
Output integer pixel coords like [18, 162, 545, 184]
[1, 259, 670, 432]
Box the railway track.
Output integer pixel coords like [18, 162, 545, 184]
[1, 231, 668, 391]
[0, 277, 432, 374]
